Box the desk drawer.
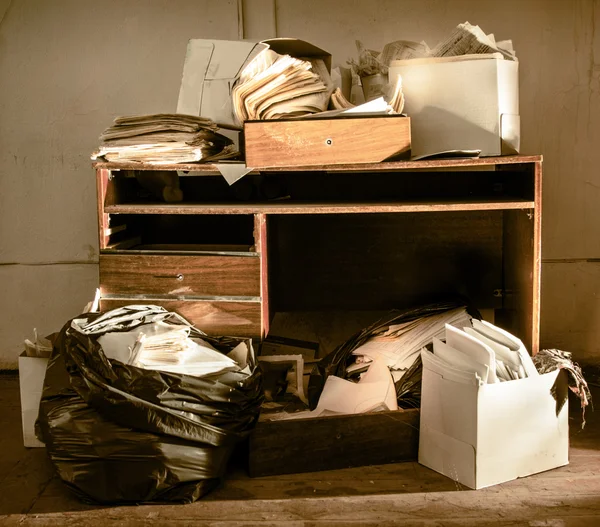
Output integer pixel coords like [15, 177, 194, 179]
[100, 254, 260, 297]
[99, 298, 262, 338]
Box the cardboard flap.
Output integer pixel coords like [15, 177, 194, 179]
[501, 113, 520, 154]
[477, 370, 566, 457]
[419, 424, 476, 489]
[177, 40, 213, 116]
[200, 40, 261, 80]
[420, 358, 479, 446]
[264, 38, 332, 72]
[177, 39, 265, 119]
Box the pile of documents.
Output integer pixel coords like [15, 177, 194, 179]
[279, 306, 471, 420]
[348, 307, 471, 382]
[275, 303, 471, 421]
[232, 49, 333, 121]
[431, 21, 516, 60]
[92, 113, 238, 164]
[128, 327, 239, 376]
[423, 319, 538, 384]
[74, 305, 249, 377]
[373, 21, 516, 67]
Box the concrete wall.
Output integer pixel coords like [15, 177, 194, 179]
[0, 0, 598, 367]
[0, 0, 240, 368]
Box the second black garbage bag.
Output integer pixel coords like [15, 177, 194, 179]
[36, 305, 263, 505]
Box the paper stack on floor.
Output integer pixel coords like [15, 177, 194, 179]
[92, 113, 238, 164]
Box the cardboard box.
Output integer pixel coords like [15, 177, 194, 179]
[389, 55, 520, 158]
[18, 352, 49, 448]
[244, 115, 411, 168]
[177, 38, 331, 128]
[419, 350, 569, 489]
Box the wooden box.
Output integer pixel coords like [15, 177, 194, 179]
[248, 408, 419, 477]
[244, 115, 411, 168]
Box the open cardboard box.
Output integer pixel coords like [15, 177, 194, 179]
[177, 38, 331, 128]
[389, 55, 520, 158]
[18, 352, 49, 448]
[419, 349, 569, 489]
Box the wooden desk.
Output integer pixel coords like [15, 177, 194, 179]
[93, 154, 542, 353]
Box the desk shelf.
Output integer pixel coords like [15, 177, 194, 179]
[105, 199, 534, 215]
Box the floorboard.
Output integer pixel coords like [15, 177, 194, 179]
[0, 373, 598, 526]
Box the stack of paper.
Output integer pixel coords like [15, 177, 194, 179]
[330, 87, 355, 110]
[92, 113, 238, 164]
[129, 329, 238, 376]
[232, 49, 333, 122]
[351, 308, 472, 378]
[424, 321, 538, 385]
[78, 305, 247, 377]
[431, 21, 516, 60]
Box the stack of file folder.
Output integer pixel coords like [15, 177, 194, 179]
[232, 49, 333, 121]
[92, 113, 238, 164]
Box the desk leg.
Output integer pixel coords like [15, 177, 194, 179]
[254, 213, 270, 340]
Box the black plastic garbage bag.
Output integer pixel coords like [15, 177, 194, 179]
[36, 305, 263, 505]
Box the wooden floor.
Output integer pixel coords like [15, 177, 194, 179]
[0, 372, 599, 526]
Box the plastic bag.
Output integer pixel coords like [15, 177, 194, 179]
[36, 305, 263, 504]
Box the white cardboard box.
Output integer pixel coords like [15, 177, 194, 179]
[419, 349, 569, 489]
[389, 55, 520, 158]
[18, 352, 49, 448]
[177, 38, 331, 128]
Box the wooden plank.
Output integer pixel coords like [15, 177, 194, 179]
[500, 163, 540, 353]
[103, 224, 127, 236]
[254, 213, 270, 339]
[100, 254, 261, 297]
[248, 409, 420, 477]
[107, 243, 254, 254]
[95, 168, 111, 250]
[244, 116, 411, 168]
[99, 298, 262, 338]
[532, 160, 542, 355]
[105, 199, 535, 215]
[92, 154, 542, 173]
[500, 209, 536, 352]
[105, 236, 141, 250]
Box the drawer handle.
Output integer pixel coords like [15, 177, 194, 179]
[154, 274, 184, 281]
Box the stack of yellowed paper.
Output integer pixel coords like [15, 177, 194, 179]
[330, 87, 355, 110]
[92, 113, 238, 164]
[232, 49, 333, 122]
[431, 21, 516, 60]
[351, 308, 472, 377]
